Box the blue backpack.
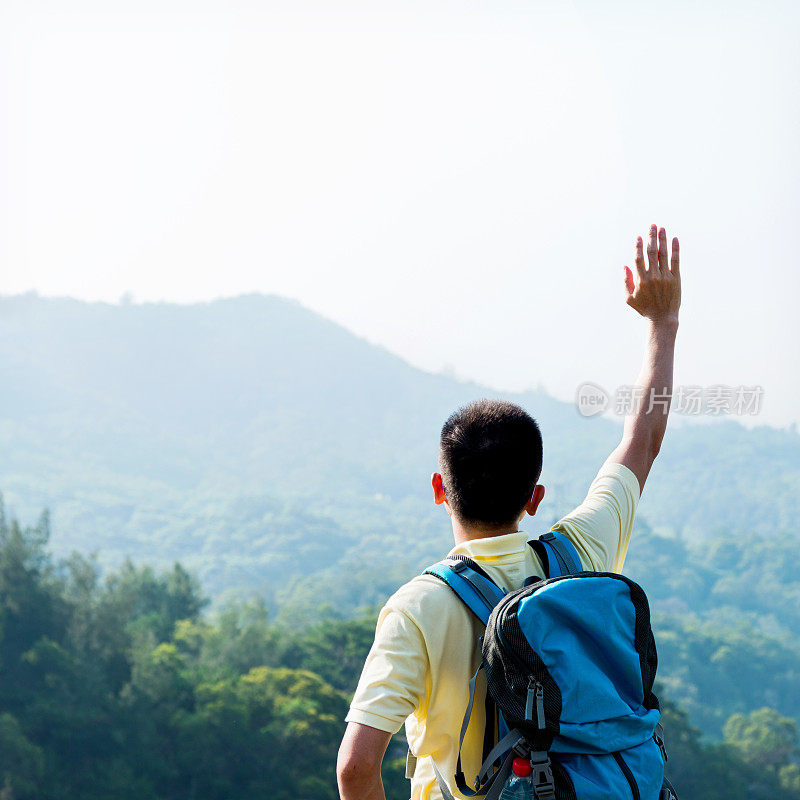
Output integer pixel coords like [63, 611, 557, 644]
[422, 531, 677, 800]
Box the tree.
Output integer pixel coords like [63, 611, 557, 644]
[724, 707, 799, 770]
[0, 712, 43, 799]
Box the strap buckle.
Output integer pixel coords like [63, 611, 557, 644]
[530, 752, 556, 800]
[405, 749, 417, 779]
[660, 778, 678, 800]
[512, 741, 530, 758]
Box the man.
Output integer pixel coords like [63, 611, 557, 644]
[337, 225, 681, 800]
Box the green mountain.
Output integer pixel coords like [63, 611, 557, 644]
[1, 292, 798, 606]
[2, 292, 800, 750]
[3, 509, 796, 800]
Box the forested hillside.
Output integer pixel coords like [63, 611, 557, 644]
[2, 505, 800, 800]
[2, 292, 800, 795]
[0, 293, 798, 605]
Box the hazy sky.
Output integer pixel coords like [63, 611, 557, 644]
[2, 0, 799, 426]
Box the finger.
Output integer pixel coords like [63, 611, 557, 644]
[624, 265, 635, 297]
[634, 236, 646, 279]
[670, 237, 680, 276]
[658, 227, 669, 273]
[646, 224, 659, 275]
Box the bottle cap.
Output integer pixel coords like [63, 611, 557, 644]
[512, 758, 532, 777]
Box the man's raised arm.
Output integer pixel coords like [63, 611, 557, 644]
[607, 224, 681, 494]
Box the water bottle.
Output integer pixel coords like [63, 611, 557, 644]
[498, 757, 533, 800]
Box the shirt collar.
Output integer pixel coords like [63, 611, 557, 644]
[447, 530, 529, 559]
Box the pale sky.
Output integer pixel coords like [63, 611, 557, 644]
[2, 0, 799, 426]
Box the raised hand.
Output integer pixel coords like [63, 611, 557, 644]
[624, 224, 681, 325]
[608, 224, 681, 494]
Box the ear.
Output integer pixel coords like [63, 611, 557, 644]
[524, 484, 546, 517]
[431, 472, 447, 505]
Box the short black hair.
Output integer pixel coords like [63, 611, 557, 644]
[438, 399, 543, 527]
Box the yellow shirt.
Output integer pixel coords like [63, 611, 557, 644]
[346, 462, 641, 800]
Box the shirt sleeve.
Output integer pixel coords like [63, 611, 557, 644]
[345, 603, 430, 734]
[550, 461, 640, 573]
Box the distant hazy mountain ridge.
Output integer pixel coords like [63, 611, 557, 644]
[1, 293, 798, 604]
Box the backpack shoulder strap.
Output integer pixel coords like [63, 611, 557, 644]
[528, 531, 583, 578]
[422, 559, 510, 797]
[423, 555, 505, 625]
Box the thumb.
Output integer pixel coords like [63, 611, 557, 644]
[623, 265, 635, 297]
